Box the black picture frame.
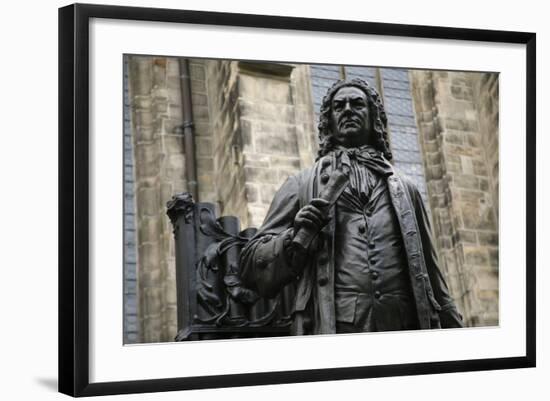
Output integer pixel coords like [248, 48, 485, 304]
[58, 3, 536, 397]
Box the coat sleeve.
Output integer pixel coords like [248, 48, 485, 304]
[239, 174, 305, 299]
[408, 182, 465, 328]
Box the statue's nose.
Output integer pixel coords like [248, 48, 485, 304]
[342, 101, 353, 113]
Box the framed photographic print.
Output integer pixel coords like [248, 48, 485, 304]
[58, 2, 536, 397]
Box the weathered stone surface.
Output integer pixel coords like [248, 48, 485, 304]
[477, 232, 498, 246]
[411, 70, 499, 328]
[244, 167, 280, 184]
[463, 246, 489, 266]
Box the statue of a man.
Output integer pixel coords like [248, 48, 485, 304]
[240, 78, 464, 335]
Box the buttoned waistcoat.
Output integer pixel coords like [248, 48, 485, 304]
[240, 153, 464, 335]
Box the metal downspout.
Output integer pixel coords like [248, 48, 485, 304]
[179, 58, 198, 201]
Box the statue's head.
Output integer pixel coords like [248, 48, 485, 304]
[317, 78, 392, 160]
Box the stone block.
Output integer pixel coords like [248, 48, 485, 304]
[192, 93, 208, 106]
[243, 155, 270, 169]
[152, 98, 168, 115]
[269, 156, 301, 169]
[194, 122, 213, 137]
[459, 189, 483, 203]
[443, 130, 465, 145]
[443, 118, 479, 132]
[197, 157, 214, 172]
[464, 132, 481, 147]
[139, 243, 161, 275]
[244, 167, 279, 184]
[190, 63, 206, 81]
[142, 316, 162, 342]
[130, 57, 153, 96]
[473, 159, 488, 176]
[137, 186, 161, 216]
[457, 229, 478, 244]
[135, 142, 161, 178]
[260, 184, 279, 205]
[473, 269, 499, 291]
[461, 201, 496, 231]
[165, 58, 180, 78]
[196, 137, 213, 157]
[193, 105, 210, 122]
[164, 135, 184, 155]
[164, 281, 177, 304]
[488, 248, 499, 267]
[426, 165, 443, 180]
[460, 156, 474, 174]
[477, 232, 498, 246]
[454, 174, 479, 190]
[165, 155, 185, 182]
[238, 74, 292, 104]
[138, 216, 161, 244]
[239, 119, 253, 147]
[425, 152, 441, 166]
[160, 183, 173, 208]
[245, 184, 259, 203]
[152, 59, 167, 88]
[168, 103, 183, 120]
[238, 99, 294, 123]
[479, 178, 489, 192]
[134, 108, 154, 130]
[255, 131, 299, 156]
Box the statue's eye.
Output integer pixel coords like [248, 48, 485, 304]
[333, 102, 344, 111]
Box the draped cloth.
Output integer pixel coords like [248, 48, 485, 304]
[334, 145, 394, 209]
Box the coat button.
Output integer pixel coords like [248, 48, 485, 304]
[358, 224, 366, 234]
[318, 277, 329, 286]
[374, 291, 381, 299]
[368, 240, 375, 248]
[322, 158, 331, 168]
[371, 271, 379, 280]
[320, 173, 330, 184]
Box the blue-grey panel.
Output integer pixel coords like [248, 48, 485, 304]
[381, 68, 410, 81]
[382, 88, 412, 99]
[381, 68, 429, 205]
[384, 97, 415, 116]
[310, 65, 341, 80]
[389, 133, 421, 153]
[345, 66, 376, 82]
[310, 65, 343, 126]
[123, 56, 139, 344]
[385, 114, 417, 126]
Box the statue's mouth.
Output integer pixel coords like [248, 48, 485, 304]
[339, 118, 360, 130]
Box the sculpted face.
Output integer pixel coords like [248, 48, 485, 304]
[330, 86, 371, 148]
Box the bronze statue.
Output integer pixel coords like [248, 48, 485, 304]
[240, 78, 464, 335]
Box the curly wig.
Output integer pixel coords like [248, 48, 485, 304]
[317, 78, 392, 161]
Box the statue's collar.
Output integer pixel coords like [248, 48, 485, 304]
[334, 145, 383, 158]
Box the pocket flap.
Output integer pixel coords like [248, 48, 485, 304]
[427, 293, 442, 311]
[335, 293, 358, 323]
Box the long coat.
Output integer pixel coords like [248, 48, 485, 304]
[240, 153, 464, 334]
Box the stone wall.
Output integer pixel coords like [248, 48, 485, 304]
[474, 73, 499, 222]
[204, 61, 317, 228]
[127, 56, 181, 342]
[127, 56, 212, 342]
[410, 70, 499, 326]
